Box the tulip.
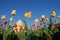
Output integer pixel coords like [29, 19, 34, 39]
[3, 21, 7, 25]
[51, 11, 56, 17]
[41, 15, 45, 20]
[34, 18, 38, 23]
[46, 18, 48, 21]
[24, 11, 32, 18]
[1, 15, 6, 20]
[11, 10, 16, 16]
[57, 16, 60, 18]
[20, 26, 22, 31]
[0, 24, 2, 26]
[52, 24, 58, 28]
[10, 17, 14, 22]
[40, 18, 43, 22]
[14, 24, 17, 27]
[38, 25, 40, 30]
[13, 27, 19, 34]
[32, 24, 36, 28]
[58, 22, 60, 27]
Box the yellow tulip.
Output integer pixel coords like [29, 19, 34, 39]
[1, 15, 6, 20]
[10, 17, 14, 22]
[24, 11, 32, 18]
[57, 16, 60, 18]
[11, 10, 16, 15]
[34, 18, 38, 23]
[41, 15, 45, 19]
[51, 11, 56, 17]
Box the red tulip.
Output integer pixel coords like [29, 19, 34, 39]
[32, 24, 36, 28]
[20, 26, 22, 31]
[14, 24, 17, 27]
[3, 21, 7, 25]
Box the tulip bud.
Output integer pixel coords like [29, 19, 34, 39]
[20, 26, 22, 31]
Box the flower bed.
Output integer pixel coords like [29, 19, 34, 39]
[0, 10, 60, 40]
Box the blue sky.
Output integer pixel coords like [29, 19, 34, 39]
[0, 0, 60, 26]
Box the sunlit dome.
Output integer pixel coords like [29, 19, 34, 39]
[16, 19, 23, 27]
